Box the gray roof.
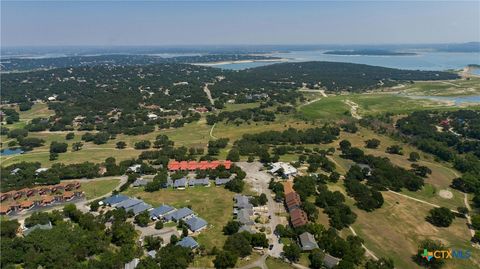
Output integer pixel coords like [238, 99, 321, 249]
[215, 178, 231, 185]
[116, 198, 142, 209]
[127, 202, 152, 215]
[147, 250, 157, 258]
[237, 209, 254, 225]
[324, 254, 341, 269]
[150, 205, 176, 219]
[299, 232, 319, 251]
[185, 217, 208, 232]
[176, 236, 199, 249]
[189, 178, 210, 186]
[132, 178, 148, 187]
[238, 224, 255, 234]
[173, 178, 187, 188]
[124, 258, 140, 269]
[103, 194, 129, 205]
[166, 179, 174, 188]
[234, 194, 252, 209]
[24, 222, 53, 236]
[164, 207, 194, 221]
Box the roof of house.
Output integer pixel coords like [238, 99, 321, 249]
[42, 195, 55, 203]
[237, 209, 254, 225]
[173, 178, 188, 188]
[234, 194, 253, 209]
[149, 205, 176, 218]
[124, 258, 140, 269]
[238, 224, 255, 234]
[168, 160, 232, 171]
[285, 192, 301, 211]
[185, 216, 208, 232]
[115, 198, 142, 209]
[189, 178, 209, 186]
[132, 178, 148, 187]
[290, 208, 308, 228]
[127, 202, 152, 215]
[24, 222, 53, 236]
[0, 205, 11, 214]
[103, 194, 129, 205]
[147, 250, 157, 258]
[323, 254, 341, 269]
[164, 207, 194, 221]
[215, 178, 231, 185]
[20, 200, 34, 208]
[176, 236, 199, 249]
[63, 191, 75, 198]
[299, 232, 319, 251]
[270, 162, 297, 175]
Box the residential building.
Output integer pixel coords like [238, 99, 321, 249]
[127, 202, 152, 215]
[124, 258, 140, 269]
[188, 178, 210, 187]
[23, 222, 53, 236]
[150, 205, 176, 220]
[185, 217, 208, 232]
[20, 200, 34, 210]
[323, 254, 341, 269]
[164, 207, 194, 222]
[299, 232, 319, 251]
[115, 198, 142, 209]
[215, 178, 231, 186]
[176, 236, 199, 249]
[290, 208, 308, 228]
[168, 160, 232, 171]
[0, 205, 12, 215]
[103, 194, 129, 206]
[269, 162, 298, 178]
[132, 178, 148, 187]
[173, 178, 188, 189]
[285, 192, 301, 211]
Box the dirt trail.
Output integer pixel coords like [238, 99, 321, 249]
[203, 82, 214, 105]
[344, 99, 362, 119]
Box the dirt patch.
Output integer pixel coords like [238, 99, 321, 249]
[439, 189, 453, 199]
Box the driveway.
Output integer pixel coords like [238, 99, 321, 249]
[236, 162, 285, 258]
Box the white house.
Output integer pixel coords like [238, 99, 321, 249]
[147, 113, 158, 120]
[269, 162, 298, 178]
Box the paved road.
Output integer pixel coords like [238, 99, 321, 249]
[236, 162, 285, 258]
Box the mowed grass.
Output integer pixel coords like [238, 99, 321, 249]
[400, 78, 480, 97]
[265, 257, 295, 269]
[300, 93, 474, 120]
[78, 178, 120, 200]
[123, 186, 234, 251]
[351, 191, 478, 269]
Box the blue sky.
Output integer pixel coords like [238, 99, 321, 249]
[1, 1, 479, 46]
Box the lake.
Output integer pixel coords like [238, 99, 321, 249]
[214, 51, 480, 71]
[403, 94, 480, 105]
[0, 148, 24, 156]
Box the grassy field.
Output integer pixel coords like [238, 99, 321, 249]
[351, 191, 478, 269]
[300, 92, 480, 120]
[78, 178, 120, 200]
[265, 257, 296, 269]
[399, 78, 480, 97]
[123, 185, 234, 249]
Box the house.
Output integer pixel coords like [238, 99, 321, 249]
[237, 209, 254, 226]
[38, 187, 50, 195]
[167, 160, 232, 171]
[127, 202, 152, 215]
[147, 113, 158, 120]
[124, 258, 140, 269]
[234, 194, 253, 210]
[269, 162, 297, 178]
[188, 178, 210, 187]
[176, 236, 199, 249]
[323, 254, 341, 269]
[23, 222, 53, 236]
[10, 168, 21, 175]
[165, 179, 174, 188]
[239, 225, 255, 234]
[299, 232, 319, 251]
[35, 168, 49, 175]
[63, 191, 75, 201]
[115, 198, 142, 209]
[13, 191, 23, 200]
[0, 191, 13, 201]
[164, 207, 194, 222]
[195, 107, 209, 113]
[290, 208, 308, 228]
[127, 164, 142, 173]
[103, 194, 129, 206]
[41, 195, 55, 206]
[150, 205, 176, 220]
[185, 217, 208, 232]
[65, 182, 81, 191]
[215, 178, 231, 186]
[147, 250, 157, 258]
[25, 189, 36, 197]
[20, 200, 35, 210]
[285, 192, 301, 211]
[173, 178, 188, 189]
[132, 178, 148, 187]
[0, 205, 12, 215]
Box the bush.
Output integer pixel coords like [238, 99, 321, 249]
[426, 207, 455, 227]
[134, 140, 151, 150]
[116, 141, 127, 149]
[155, 221, 164, 230]
[50, 141, 68, 153]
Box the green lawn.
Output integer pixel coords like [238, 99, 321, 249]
[79, 178, 121, 200]
[123, 185, 234, 251]
[400, 78, 480, 97]
[265, 257, 295, 269]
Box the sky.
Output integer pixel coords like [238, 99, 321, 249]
[1, 1, 479, 46]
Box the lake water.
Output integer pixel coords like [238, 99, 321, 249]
[0, 148, 24, 156]
[403, 94, 480, 105]
[214, 51, 480, 71]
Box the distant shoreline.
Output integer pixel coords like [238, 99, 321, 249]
[191, 58, 289, 66]
[324, 50, 417, 56]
